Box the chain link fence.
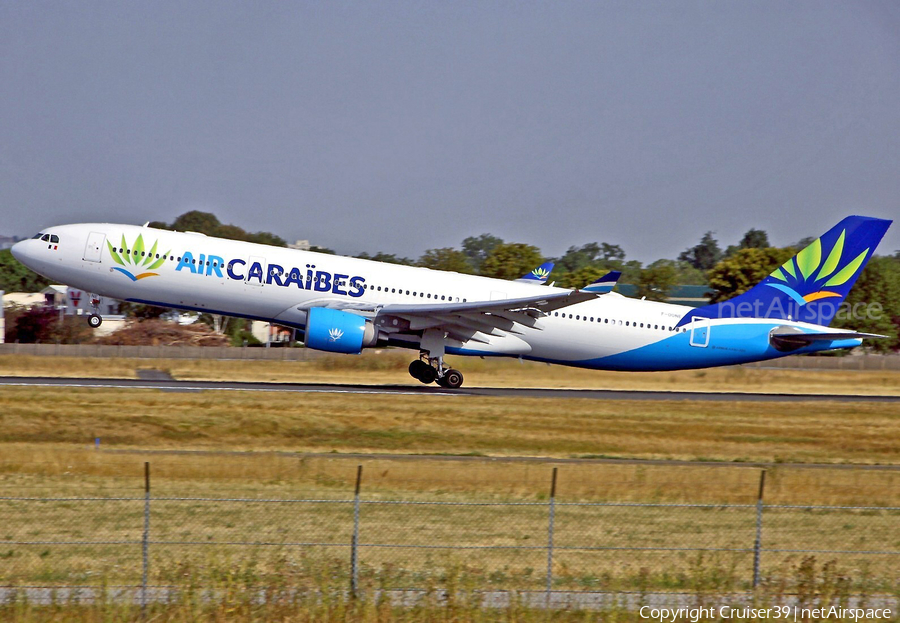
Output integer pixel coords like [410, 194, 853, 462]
[1, 464, 897, 606]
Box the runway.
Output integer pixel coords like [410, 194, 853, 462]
[1, 375, 898, 402]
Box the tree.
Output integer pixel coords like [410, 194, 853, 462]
[832, 256, 900, 352]
[678, 231, 722, 270]
[356, 252, 415, 265]
[461, 234, 503, 272]
[0, 249, 51, 292]
[555, 242, 625, 273]
[418, 248, 475, 274]
[556, 243, 600, 273]
[635, 261, 678, 302]
[153, 211, 287, 247]
[707, 247, 796, 303]
[554, 266, 608, 289]
[14, 307, 56, 342]
[479, 243, 544, 280]
[117, 302, 170, 319]
[739, 228, 770, 249]
[245, 231, 287, 247]
[171, 210, 221, 234]
[792, 236, 816, 249]
[726, 228, 771, 257]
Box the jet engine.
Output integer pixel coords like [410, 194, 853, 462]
[305, 307, 381, 354]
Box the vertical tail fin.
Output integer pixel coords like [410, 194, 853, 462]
[515, 262, 554, 284]
[678, 215, 892, 327]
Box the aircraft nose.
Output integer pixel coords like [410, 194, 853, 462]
[10, 239, 32, 265]
[10, 240, 24, 261]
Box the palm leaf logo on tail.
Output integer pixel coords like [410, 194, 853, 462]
[766, 230, 869, 306]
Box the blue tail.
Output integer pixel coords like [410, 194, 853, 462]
[678, 215, 892, 327]
[515, 262, 554, 284]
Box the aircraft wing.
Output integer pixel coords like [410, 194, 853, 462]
[582, 270, 622, 294]
[369, 289, 599, 345]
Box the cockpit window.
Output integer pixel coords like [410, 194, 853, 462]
[50, 235, 59, 243]
[40, 234, 50, 242]
[32, 233, 43, 239]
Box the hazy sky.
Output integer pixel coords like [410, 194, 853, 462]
[1, 1, 898, 262]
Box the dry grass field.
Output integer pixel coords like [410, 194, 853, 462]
[0, 354, 897, 614]
[0, 386, 898, 465]
[1, 352, 899, 394]
[2, 448, 898, 593]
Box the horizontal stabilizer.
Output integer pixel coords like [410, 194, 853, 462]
[582, 270, 622, 294]
[771, 331, 886, 343]
[769, 328, 886, 351]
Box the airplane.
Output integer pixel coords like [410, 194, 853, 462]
[10, 215, 891, 389]
[515, 262, 555, 284]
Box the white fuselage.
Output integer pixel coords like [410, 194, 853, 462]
[12, 223, 851, 371]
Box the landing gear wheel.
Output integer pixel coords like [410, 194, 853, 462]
[417, 365, 438, 384]
[409, 360, 437, 384]
[437, 369, 464, 389]
[87, 314, 102, 328]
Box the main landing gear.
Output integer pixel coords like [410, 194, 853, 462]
[408, 355, 464, 389]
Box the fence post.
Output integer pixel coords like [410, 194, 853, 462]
[546, 467, 558, 607]
[752, 470, 766, 589]
[142, 461, 151, 617]
[351, 465, 363, 599]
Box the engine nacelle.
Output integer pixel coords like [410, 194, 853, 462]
[305, 308, 380, 354]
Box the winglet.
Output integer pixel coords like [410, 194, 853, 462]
[515, 261, 554, 284]
[582, 270, 622, 294]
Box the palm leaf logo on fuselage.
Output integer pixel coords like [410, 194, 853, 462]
[766, 230, 869, 306]
[107, 234, 170, 281]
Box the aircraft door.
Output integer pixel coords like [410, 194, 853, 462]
[689, 317, 710, 348]
[245, 256, 266, 286]
[83, 232, 106, 263]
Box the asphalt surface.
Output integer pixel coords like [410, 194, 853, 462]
[1, 375, 898, 402]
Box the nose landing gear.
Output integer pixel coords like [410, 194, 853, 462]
[408, 354, 464, 389]
[86, 294, 103, 328]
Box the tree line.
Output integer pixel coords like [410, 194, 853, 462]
[2, 210, 898, 350]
